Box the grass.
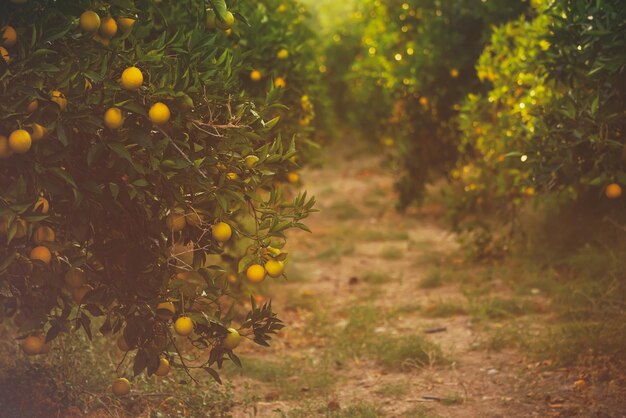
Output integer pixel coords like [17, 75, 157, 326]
[333, 304, 445, 369]
[400, 405, 442, 418]
[316, 241, 355, 261]
[361, 272, 388, 285]
[327, 201, 364, 220]
[422, 301, 467, 318]
[419, 269, 443, 289]
[469, 297, 534, 320]
[375, 382, 409, 398]
[225, 356, 334, 399]
[356, 229, 410, 242]
[380, 246, 404, 260]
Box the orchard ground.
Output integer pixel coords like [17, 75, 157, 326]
[2, 139, 624, 417]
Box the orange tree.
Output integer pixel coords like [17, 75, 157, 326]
[324, 0, 528, 206]
[445, 0, 625, 255]
[0, 0, 315, 391]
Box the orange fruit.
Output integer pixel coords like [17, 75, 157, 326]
[0, 135, 12, 159]
[22, 335, 46, 355]
[33, 196, 49, 214]
[1, 26, 17, 47]
[121, 66, 143, 90]
[265, 260, 284, 278]
[149, 102, 171, 125]
[99, 17, 118, 38]
[117, 17, 136, 32]
[246, 264, 265, 283]
[250, 70, 262, 82]
[156, 301, 176, 320]
[50, 90, 67, 111]
[104, 107, 124, 130]
[155, 357, 170, 376]
[111, 378, 131, 396]
[80, 11, 101, 33]
[33, 226, 55, 244]
[166, 211, 186, 232]
[174, 316, 193, 336]
[222, 328, 241, 349]
[64, 267, 86, 288]
[605, 183, 622, 199]
[30, 123, 48, 141]
[30, 246, 52, 264]
[274, 77, 287, 89]
[8, 129, 31, 153]
[211, 222, 232, 242]
[0, 46, 9, 64]
[71, 285, 92, 304]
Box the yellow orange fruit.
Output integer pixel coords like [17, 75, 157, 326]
[605, 183, 622, 199]
[99, 17, 118, 38]
[226, 172, 238, 180]
[222, 327, 241, 350]
[30, 246, 52, 264]
[1, 26, 17, 47]
[245, 155, 259, 168]
[65, 267, 86, 288]
[174, 316, 193, 336]
[8, 129, 31, 154]
[71, 285, 92, 304]
[156, 301, 176, 320]
[50, 90, 67, 111]
[211, 222, 232, 242]
[117, 17, 136, 31]
[276, 48, 289, 59]
[148, 102, 171, 125]
[0, 46, 9, 64]
[33, 196, 49, 214]
[104, 107, 124, 130]
[26, 100, 39, 113]
[216, 11, 235, 30]
[111, 378, 131, 396]
[277, 4, 287, 13]
[80, 11, 101, 33]
[30, 123, 48, 141]
[287, 172, 299, 184]
[155, 357, 170, 376]
[450, 68, 460, 78]
[33, 226, 55, 244]
[265, 260, 284, 278]
[22, 335, 45, 355]
[274, 77, 286, 89]
[250, 70, 262, 82]
[0, 135, 12, 159]
[121, 66, 143, 90]
[246, 264, 265, 283]
[14, 219, 28, 239]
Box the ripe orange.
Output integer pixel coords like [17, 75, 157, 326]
[450, 68, 460, 78]
[33, 196, 49, 213]
[155, 357, 170, 376]
[605, 183, 622, 199]
[246, 264, 265, 283]
[265, 259, 284, 278]
[0, 46, 9, 64]
[287, 172, 299, 184]
[1, 26, 17, 47]
[0, 135, 12, 159]
[22, 335, 46, 355]
[276, 49, 289, 59]
[250, 70, 262, 82]
[121, 66, 143, 90]
[30, 246, 52, 264]
[274, 77, 287, 89]
[33, 226, 55, 244]
[99, 17, 118, 38]
[26, 100, 39, 113]
[8, 129, 31, 153]
[64, 267, 86, 288]
[211, 222, 232, 242]
[50, 90, 67, 111]
[156, 301, 176, 320]
[80, 11, 101, 33]
[174, 316, 193, 336]
[148, 102, 171, 125]
[104, 107, 124, 130]
[30, 123, 48, 141]
[111, 378, 131, 396]
[14, 219, 28, 239]
[117, 17, 136, 32]
[71, 285, 92, 304]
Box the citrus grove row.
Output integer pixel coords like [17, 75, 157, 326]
[326, 0, 625, 254]
[0, 0, 321, 395]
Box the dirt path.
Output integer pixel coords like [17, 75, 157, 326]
[225, 143, 588, 418]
